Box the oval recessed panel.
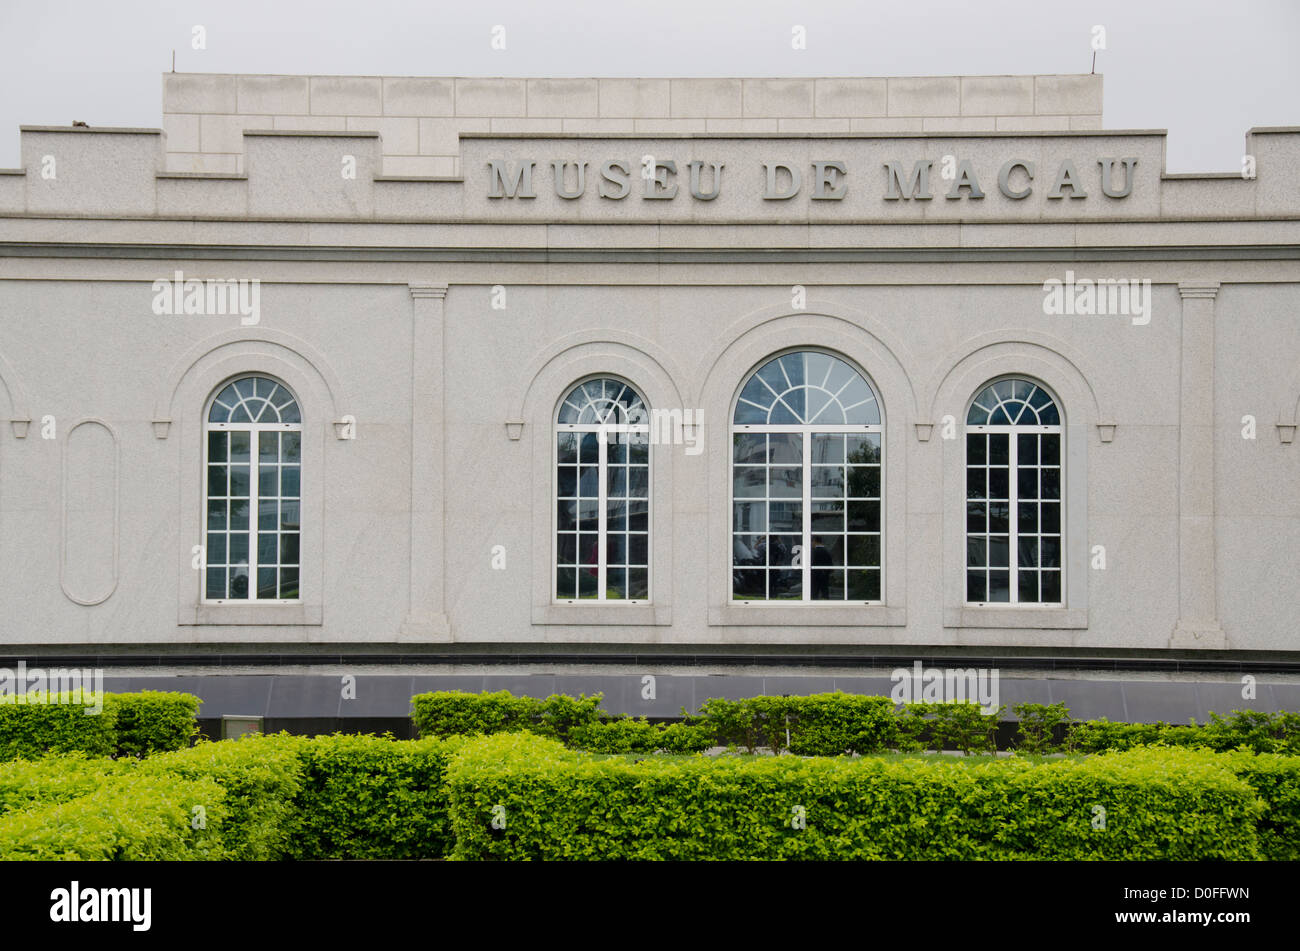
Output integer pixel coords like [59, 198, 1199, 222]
[61, 420, 119, 605]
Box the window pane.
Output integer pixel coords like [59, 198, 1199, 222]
[768, 467, 801, 498]
[279, 567, 299, 599]
[229, 466, 250, 498]
[207, 466, 227, 497]
[847, 569, 880, 600]
[733, 434, 767, 465]
[811, 433, 844, 463]
[259, 431, 279, 461]
[283, 432, 301, 463]
[966, 570, 986, 602]
[628, 534, 648, 565]
[733, 502, 765, 533]
[230, 431, 250, 462]
[556, 566, 577, 599]
[206, 567, 225, 599]
[606, 568, 627, 600]
[208, 431, 227, 463]
[627, 568, 649, 599]
[810, 466, 843, 498]
[988, 570, 1011, 602]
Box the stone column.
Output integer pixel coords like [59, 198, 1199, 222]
[400, 282, 451, 639]
[1170, 281, 1224, 648]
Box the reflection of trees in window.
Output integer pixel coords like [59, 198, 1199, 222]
[965, 378, 1062, 605]
[554, 378, 649, 602]
[204, 376, 301, 601]
[731, 351, 883, 602]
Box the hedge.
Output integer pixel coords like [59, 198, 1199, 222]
[285, 733, 463, 860]
[139, 734, 304, 861]
[0, 690, 201, 761]
[446, 734, 1265, 860]
[0, 753, 128, 817]
[567, 719, 713, 754]
[0, 769, 229, 860]
[108, 692, 201, 757]
[1065, 710, 1300, 755]
[0, 692, 118, 760]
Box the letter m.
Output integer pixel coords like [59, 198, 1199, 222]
[884, 161, 933, 200]
[101, 888, 129, 922]
[652, 408, 683, 445]
[488, 160, 537, 199]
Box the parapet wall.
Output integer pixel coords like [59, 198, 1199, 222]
[161, 73, 1107, 176]
[1, 121, 1296, 226]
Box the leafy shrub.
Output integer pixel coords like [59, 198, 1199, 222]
[535, 694, 604, 742]
[106, 691, 200, 757]
[1012, 702, 1070, 754]
[927, 701, 1004, 755]
[0, 753, 127, 816]
[1220, 751, 1300, 860]
[567, 719, 712, 754]
[447, 735, 1262, 861]
[893, 703, 934, 752]
[139, 733, 304, 860]
[0, 692, 117, 761]
[411, 690, 541, 738]
[0, 690, 201, 761]
[286, 733, 463, 860]
[0, 770, 228, 860]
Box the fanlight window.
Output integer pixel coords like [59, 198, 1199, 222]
[731, 351, 883, 602]
[204, 376, 302, 602]
[554, 378, 649, 602]
[965, 378, 1062, 605]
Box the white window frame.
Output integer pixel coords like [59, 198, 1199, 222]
[552, 377, 652, 605]
[202, 376, 303, 605]
[729, 349, 885, 605]
[964, 378, 1064, 608]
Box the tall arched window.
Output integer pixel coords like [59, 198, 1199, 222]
[965, 378, 1062, 605]
[731, 350, 883, 602]
[204, 376, 302, 602]
[554, 378, 649, 602]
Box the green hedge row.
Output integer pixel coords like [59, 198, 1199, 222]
[2, 732, 1296, 861]
[446, 734, 1267, 860]
[1065, 710, 1300, 755]
[413, 689, 1007, 754]
[413, 689, 1300, 757]
[0, 732, 464, 861]
[0, 691, 200, 761]
[286, 733, 463, 860]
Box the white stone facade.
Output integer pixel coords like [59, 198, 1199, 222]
[0, 72, 1297, 670]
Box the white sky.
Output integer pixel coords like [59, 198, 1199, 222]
[0, 0, 1295, 171]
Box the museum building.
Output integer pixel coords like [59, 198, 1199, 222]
[0, 72, 1298, 730]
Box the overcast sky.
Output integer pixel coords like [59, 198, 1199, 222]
[0, 0, 1295, 171]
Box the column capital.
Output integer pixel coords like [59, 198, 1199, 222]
[409, 282, 449, 300]
[1177, 281, 1221, 300]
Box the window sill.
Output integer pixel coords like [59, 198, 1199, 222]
[709, 605, 907, 627]
[532, 604, 672, 626]
[180, 603, 323, 626]
[943, 607, 1086, 629]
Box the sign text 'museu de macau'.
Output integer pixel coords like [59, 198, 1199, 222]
[486, 156, 1139, 202]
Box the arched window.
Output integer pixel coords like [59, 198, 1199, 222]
[965, 378, 1062, 605]
[204, 376, 302, 602]
[731, 350, 882, 602]
[554, 378, 649, 601]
